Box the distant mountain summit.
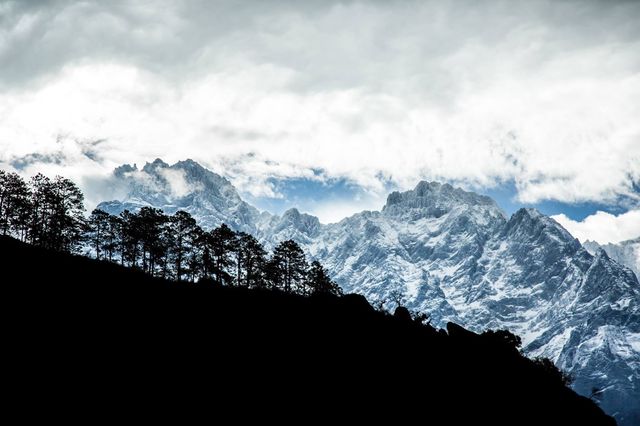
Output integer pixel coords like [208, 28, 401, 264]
[100, 159, 270, 235]
[583, 238, 640, 280]
[98, 159, 640, 425]
[383, 181, 503, 218]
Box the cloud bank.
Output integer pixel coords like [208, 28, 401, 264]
[552, 210, 640, 245]
[0, 0, 639, 237]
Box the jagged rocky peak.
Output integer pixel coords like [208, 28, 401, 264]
[141, 158, 169, 172]
[583, 238, 640, 280]
[172, 159, 240, 201]
[116, 158, 241, 203]
[113, 163, 138, 178]
[282, 207, 313, 223]
[173, 158, 208, 174]
[506, 207, 544, 229]
[382, 180, 504, 220]
[275, 208, 321, 236]
[507, 208, 578, 241]
[98, 159, 258, 228]
[503, 208, 582, 257]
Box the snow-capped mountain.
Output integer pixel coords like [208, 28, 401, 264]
[98, 159, 640, 425]
[584, 238, 640, 280]
[99, 159, 273, 235]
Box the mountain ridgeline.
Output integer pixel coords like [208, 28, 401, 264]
[1, 161, 638, 424]
[1, 235, 615, 424]
[95, 159, 639, 425]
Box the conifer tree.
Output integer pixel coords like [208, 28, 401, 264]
[119, 210, 141, 267]
[49, 176, 86, 253]
[104, 214, 121, 262]
[186, 224, 206, 282]
[271, 239, 308, 293]
[170, 210, 198, 281]
[307, 260, 342, 296]
[137, 207, 169, 275]
[236, 232, 267, 288]
[208, 224, 237, 286]
[0, 171, 31, 239]
[28, 173, 53, 247]
[88, 209, 110, 260]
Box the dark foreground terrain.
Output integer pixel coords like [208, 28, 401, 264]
[2, 236, 615, 425]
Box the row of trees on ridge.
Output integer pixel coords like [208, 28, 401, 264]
[0, 170, 341, 296]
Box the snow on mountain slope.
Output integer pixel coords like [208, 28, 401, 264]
[98, 160, 640, 425]
[99, 159, 273, 234]
[584, 238, 640, 281]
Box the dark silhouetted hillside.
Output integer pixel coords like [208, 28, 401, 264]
[1, 235, 615, 425]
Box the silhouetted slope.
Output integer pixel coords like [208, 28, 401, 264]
[2, 236, 615, 425]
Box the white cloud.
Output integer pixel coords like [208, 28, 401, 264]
[308, 197, 386, 224]
[0, 0, 639, 210]
[552, 210, 640, 244]
[158, 168, 200, 198]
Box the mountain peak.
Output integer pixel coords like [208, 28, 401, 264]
[125, 158, 239, 200]
[99, 159, 256, 229]
[283, 207, 301, 218]
[505, 207, 581, 252]
[277, 208, 321, 236]
[114, 163, 138, 178]
[382, 180, 503, 219]
[508, 208, 553, 227]
[173, 158, 207, 172]
[414, 180, 452, 195]
[142, 158, 169, 172]
[583, 237, 640, 279]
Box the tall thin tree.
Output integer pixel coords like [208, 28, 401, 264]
[208, 224, 237, 286]
[88, 209, 110, 260]
[170, 210, 198, 281]
[271, 240, 308, 294]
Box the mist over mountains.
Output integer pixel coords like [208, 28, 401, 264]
[98, 159, 640, 425]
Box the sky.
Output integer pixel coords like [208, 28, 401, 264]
[0, 0, 639, 244]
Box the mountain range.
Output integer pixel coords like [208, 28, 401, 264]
[98, 159, 640, 425]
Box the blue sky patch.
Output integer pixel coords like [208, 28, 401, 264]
[244, 176, 633, 224]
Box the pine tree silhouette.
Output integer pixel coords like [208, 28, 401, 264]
[307, 260, 342, 296]
[49, 176, 86, 253]
[236, 232, 267, 288]
[28, 173, 53, 247]
[25, 174, 85, 252]
[271, 240, 308, 293]
[137, 207, 169, 276]
[169, 210, 198, 281]
[119, 210, 141, 267]
[0, 171, 30, 239]
[88, 209, 110, 260]
[208, 224, 236, 286]
[187, 225, 206, 282]
[104, 214, 121, 263]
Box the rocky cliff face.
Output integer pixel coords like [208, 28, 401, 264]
[584, 238, 640, 280]
[99, 159, 640, 425]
